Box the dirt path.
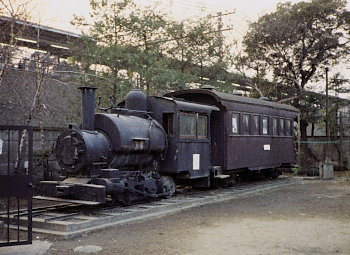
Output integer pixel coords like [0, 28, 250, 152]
[46, 179, 350, 255]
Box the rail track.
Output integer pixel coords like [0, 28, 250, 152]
[1, 176, 305, 239]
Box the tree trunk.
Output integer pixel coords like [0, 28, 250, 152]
[300, 119, 308, 142]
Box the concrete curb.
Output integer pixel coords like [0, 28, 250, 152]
[0, 241, 52, 255]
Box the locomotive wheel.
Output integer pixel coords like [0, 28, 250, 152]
[112, 191, 134, 205]
[121, 193, 133, 205]
[160, 176, 176, 198]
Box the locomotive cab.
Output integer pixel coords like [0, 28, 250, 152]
[148, 97, 219, 188]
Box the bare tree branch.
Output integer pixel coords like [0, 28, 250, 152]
[0, 0, 33, 87]
[278, 95, 300, 104]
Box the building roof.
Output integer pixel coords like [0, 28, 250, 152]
[0, 16, 82, 57]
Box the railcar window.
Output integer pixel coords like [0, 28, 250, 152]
[180, 113, 196, 137]
[273, 118, 278, 135]
[197, 115, 208, 138]
[252, 115, 260, 135]
[280, 118, 285, 136]
[243, 114, 250, 135]
[262, 116, 269, 135]
[232, 114, 239, 134]
[285, 119, 291, 136]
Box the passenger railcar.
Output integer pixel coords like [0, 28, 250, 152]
[165, 86, 298, 180]
[38, 86, 299, 204]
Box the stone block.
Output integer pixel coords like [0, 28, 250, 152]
[320, 163, 334, 179]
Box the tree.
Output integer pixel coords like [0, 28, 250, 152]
[233, 54, 269, 98]
[72, 0, 179, 100]
[241, 0, 350, 161]
[164, 14, 235, 89]
[242, 0, 350, 103]
[71, 0, 233, 102]
[323, 72, 350, 142]
[0, 0, 32, 86]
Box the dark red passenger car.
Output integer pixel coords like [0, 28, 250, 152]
[164, 86, 299, 185]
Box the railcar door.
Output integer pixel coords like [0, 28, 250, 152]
[177, 112, 211, 185]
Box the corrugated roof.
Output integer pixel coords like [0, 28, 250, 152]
[0, 16, 81, 38]
[165, 89, 300, 113]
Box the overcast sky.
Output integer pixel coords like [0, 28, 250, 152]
[29, 0, 317, 33]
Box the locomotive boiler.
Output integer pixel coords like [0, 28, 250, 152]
[40, 87, 174, 204]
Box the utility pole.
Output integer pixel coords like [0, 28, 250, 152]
[325, 67, 330, 161]
[297, 114, 301, 168]
[339, 112, 344, 169]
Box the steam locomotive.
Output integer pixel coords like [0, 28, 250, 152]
[39, 86, 299, 204]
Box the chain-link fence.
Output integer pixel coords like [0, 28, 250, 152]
[303, 112, 350, 172]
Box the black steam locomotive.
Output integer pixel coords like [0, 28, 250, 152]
[39, 86, 299, 204]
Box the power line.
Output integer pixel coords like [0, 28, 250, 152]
[207, 11, 236, 18]
[174, 0, 233, 11]
[158, 0, 255, 27]
[144, 0, 233, 13]
[234, 9, 253, 22]
[144, 0, 252, 39]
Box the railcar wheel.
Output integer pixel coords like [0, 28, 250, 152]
[265, 168, 280, 179]
[160, 176, 176, 198]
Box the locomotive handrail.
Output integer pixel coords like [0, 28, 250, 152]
[111, 107, 153, 115]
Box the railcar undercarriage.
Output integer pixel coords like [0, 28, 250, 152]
[39, 169, 176, 205]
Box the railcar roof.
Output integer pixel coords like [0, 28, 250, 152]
[165, 89, 300, 113]
[154, 96, 219, 113]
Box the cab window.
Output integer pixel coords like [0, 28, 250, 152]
[180, 112, 208, 139]
[180, 113, 196, 137]
[163, 113, 174, 136]
[197, 115, 208, 138]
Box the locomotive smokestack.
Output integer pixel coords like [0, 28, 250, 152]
[79, 86, 97, 130]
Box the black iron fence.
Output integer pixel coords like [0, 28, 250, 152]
[0, 125, 32, 247]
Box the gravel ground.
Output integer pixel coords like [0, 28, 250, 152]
[45, 175, 350, 255]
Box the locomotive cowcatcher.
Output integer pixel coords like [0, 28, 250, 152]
[39, 86, 299, 204]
